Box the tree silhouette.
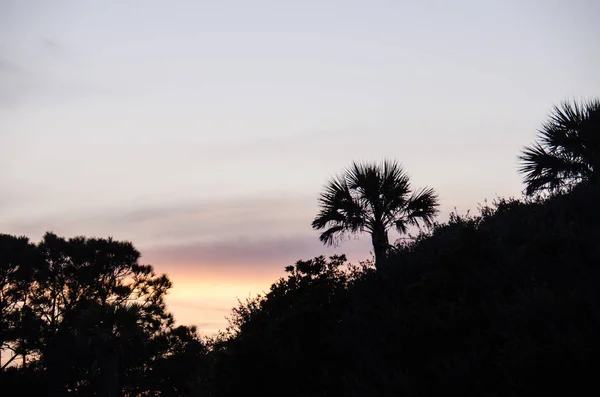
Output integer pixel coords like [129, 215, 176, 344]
[148, 325, 208, 397]
[33, 233, 177, 395]
[519, 98, 600, 195]
[312, 160, 438, 268]
[0, 234, 44, 371]
[0, 232, 207, 396]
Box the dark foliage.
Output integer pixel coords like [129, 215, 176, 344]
[0, 233, 207, 397]
[519, 98, 600, 195]
[203, 182, 600, 396]
[4, 95, 600, 395]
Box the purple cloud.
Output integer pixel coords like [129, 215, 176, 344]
[143, 233, 372, 272]
[0, 194, 317, 244]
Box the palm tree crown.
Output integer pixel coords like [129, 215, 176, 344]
[519, 98, 600, 195]
[312, 160, 439, 269]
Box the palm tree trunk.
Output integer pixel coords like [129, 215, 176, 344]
[371, 225, 389, 269]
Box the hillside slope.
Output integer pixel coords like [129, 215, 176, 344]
[205, 183, 600, 396]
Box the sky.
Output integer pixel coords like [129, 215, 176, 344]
[1, 0, 599, 334]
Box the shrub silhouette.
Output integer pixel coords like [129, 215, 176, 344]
[205, 182, 600, 396]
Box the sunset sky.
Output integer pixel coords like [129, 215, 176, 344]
[1, 0, 599, 334]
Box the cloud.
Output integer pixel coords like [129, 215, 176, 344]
[0, 36, 108, 107]
[0, 193, 320, 247]
[40, 37, 63, 52]
[0, 58, 26, 74]
[143, 232, 372, 273]
[0, 57, 37, 105]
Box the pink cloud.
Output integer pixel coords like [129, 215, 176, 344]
[143, 233, 372, 276]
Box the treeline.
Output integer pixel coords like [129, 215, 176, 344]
[0, 233, 207, 396]
[4, 182, 598, 396]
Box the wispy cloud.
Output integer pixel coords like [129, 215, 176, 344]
[143, 233, 371, 271]
[0, 35, 109, 107]
[40, 37, 63, 53]
[0, 193, 319, 247]
[0, 56, 37, 105]
[0, 58, 26, 74]
[1, 192, 371, 276]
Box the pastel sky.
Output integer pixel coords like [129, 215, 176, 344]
[1, 0, 599, 334]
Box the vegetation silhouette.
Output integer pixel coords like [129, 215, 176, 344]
[519, 98, 600, 195]
[1, 98, 599, 396]
[204, 182, 600, 396]
[0, 233, 207, 396]
[312, 159, 439, 268]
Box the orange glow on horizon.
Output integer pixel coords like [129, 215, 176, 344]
[161, 266, 285, 335]
[147, 254, 372, 334]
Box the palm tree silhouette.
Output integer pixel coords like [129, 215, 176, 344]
[312, 160, 439, 269]
[519, 98, 600, 195]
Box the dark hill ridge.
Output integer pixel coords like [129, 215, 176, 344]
[207, 183, 600, 396]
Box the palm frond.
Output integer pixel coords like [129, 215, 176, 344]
[519, 98, 600, 195]
[346, 161, 381, 208]
[538, 101, 587, 157]
[318, 225, 348, 246]
[311, 174, 366, 240]
[380, 160, 412, 226]
[380, 160, 410, 198]
[404, 187, 439, 229]
[519, 144, 588, 195]
[393, 218, 409, 234]
[519, 143, 563, 194]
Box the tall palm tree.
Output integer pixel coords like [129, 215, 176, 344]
[519, 98, 600, 195]
[312, 160, 439, 269]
